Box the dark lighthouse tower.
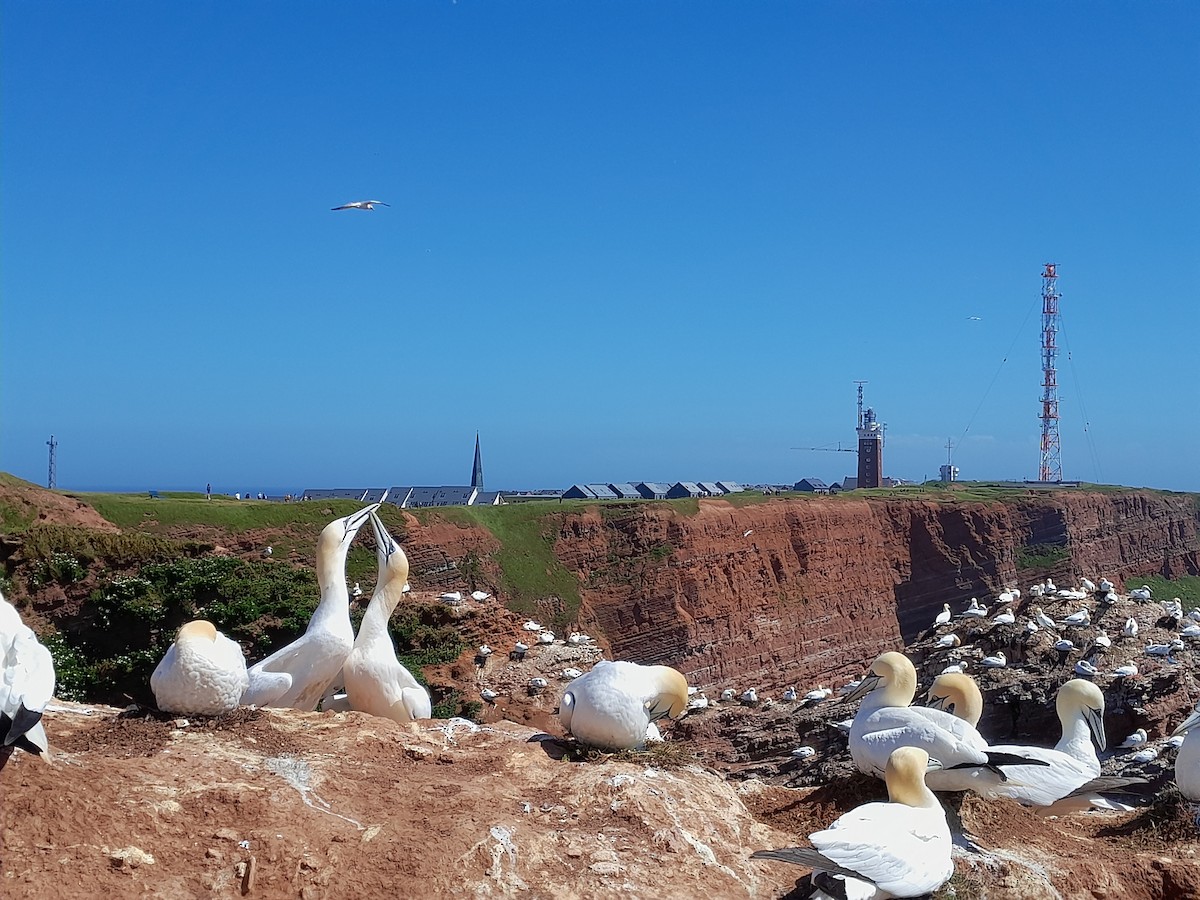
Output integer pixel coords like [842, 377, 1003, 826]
[470, 432, 484, 491]
[857, 406, 883, 489]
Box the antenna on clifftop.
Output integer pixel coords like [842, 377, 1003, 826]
[46, 434, 57, 489]
[1038, 264, 1062, 482]
[854, 380, 868, 428]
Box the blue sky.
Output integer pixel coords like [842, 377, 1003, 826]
[2, 3, 1197, 494]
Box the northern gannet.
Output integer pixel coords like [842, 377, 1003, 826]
[1112, 663, 1139, 678]
[803, 686, 833, 703]
[1118, 728, 1148, 749]
[1074, 659, 1099, 677]
[1172, 701, 1200, 800]
[242, 503, 379, 710]
[557, 660, 688, 751]
[845, 652, 1045, 787]
[1061, 608, 1091, 627]
[781, 686, 798, 702]
[980, 651, 1007, 668]
[790, 746, 816, 759]
[537, 631, 555, 644]
[934, 604, 951, 626]
[925, 672, 982, 726]
[151, 620, 248, 716]
[1099, 578, 1115, 593]
[1130, 585, 1153, 601]
[342, 512, 431, 722]
[935, 633, 961, 649]
[1080, 577, 1097, 593]
[0, 592, 55, 756]
[470, 590, 491, 601]
[331, 200, 390, 211]
[993, 609, 1016, 625]
[752, 746, 953, 898]
[1034, 608, 1059, 630]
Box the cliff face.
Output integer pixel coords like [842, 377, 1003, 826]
[547, 491, 1199, 692]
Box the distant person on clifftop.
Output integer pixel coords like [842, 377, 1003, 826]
[206, 483, 211, 501]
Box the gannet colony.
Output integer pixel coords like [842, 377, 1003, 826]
[4, 501, 1200, 899]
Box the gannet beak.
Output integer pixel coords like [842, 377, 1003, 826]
[926, 756, 945, 771]
[927, 692, 949, 711]
[368, 510, 396, 561]
[1173, 706, 1200, 738]
[342, 502, 382, 542]
[1084, 705, 1107, 751]
[842, 672, 880, 704]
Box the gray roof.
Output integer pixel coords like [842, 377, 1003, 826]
[472, 490, 503, 506]
[716, 481, 743, 492]
[697, 482, 724, 494]
[302, 488, 369, 501]
[565, 484, 598, 498]
[585, 483, 618, 499]
[361, 488, 389, 503]
[607, 483, 641, 499]
[636, 482, 672, 494]
[795, 478, 829, 490]
[403, 486, 477, 507]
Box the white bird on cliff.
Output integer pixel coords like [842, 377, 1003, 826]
[838, 680, 862, 696]
[1074, 659, 1099, 677]
[1093, 631, 1112, 650]
[935, 633, 961, 649]
[1123, 617, 1140, 638]
[790, 746, 816, 759]
[996, 591, 1015, 605]
[1172, 701, 1200, 800]
[1030, 583, 1047, 598]
[1190, 609, 1200, 623]
[510, 642, 529, 661]
[1, 592, 56, 756]
[522, 620, 543, 632]
[1053, 638, 1075, 652]
[940, 663, 967, 675]
[341, 512, 431, 723]
[537, 631, 555, 644]
[981, 652, 1007, 669]
[567, 632, 593, 645]
[1099, 578, 1115, 593]
[480, 688, 498, 701]
[1061, 608, 1091, 627]
[1025, 621, 1040, 634]
[557, 660, 689, 751]
[781, 686, 798, 702]
[477, 644, 493, 658]
[804, 686, 834, 704]
[1080, 577, 1097, 593]
[1145, 640, 1185, 659]
[1112, 663, 1138, 678]
[528, 677, 549, 692]
[740, 688, 760, 705]
[1132, 746, 1159, 764]
[151, 620, 248, 716]
[560, 667, 583, 680]
[720, 688, 736, 702]
[751, 746, 954, 898]
[470, 590, 491, 601]
[1180, 624, 1200, 640]
[687, 693, 710, 711]
[934, 604, 952, 626]
[440, 591, 463, 606]
[993, 609, 1016, 626]
[331, 199, 390, 211]
[1034, 608, 1059, 630]
[242, 503, 379, 711]
[351, 582, 363, 598]
[1130, 585, 1153, 601]
[1119, 728, 1148, 749]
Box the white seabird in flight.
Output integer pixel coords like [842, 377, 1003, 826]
[332, 200, 390, 211]
[752, 746, 953, 898]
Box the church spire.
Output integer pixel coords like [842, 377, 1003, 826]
[471, 432, 484, 490]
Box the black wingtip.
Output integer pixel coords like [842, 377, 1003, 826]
[2, 705, 43, 747]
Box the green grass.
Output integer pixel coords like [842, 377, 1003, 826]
[1017, 543, 1071, 569]
[73, 492, 379, 533]
[1125, 575, 1200, 608]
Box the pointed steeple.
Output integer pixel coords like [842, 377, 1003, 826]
[471, 432, 484, 490]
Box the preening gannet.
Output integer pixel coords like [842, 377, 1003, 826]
[752, 746, 953, 898]
[242, 503, 379, 710]
[151, 620, 248, 715]
[1172, 701, 1200, 800]
[342, 512, 431, 722]
[0, 593, 55, 756]
[925, 672, 982, 726]
[558, 660, 688, 751]
[845, 651, 1045, 788]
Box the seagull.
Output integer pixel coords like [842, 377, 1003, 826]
[331, 200, 390, 211]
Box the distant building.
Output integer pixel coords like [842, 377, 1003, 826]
[635, 482, 671, 500]
[501, 490, 563, 503]
[667, 481, 703, 498]
[471, 433, 485, 490]
[857, 407, 884, 489]
[608, 483, 641, 499]
[697, 481, 725, 496]
[361, 488, 390, 503]
[794, 478, 830, 494]
[473, 490, 504, 506]
[302, 488, 372, 501]
[390, 486, 478, 508]
[716, 481, 744, 493]
[840, 476, 858, 491]
[939, 464, 959, 483]
[562, 484, 598, 500]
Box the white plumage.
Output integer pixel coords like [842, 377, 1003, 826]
[933, 604, 951, 626]
[151, 620, 247, 716]
[1172, 702, 1200, 800]
[752, 746, 953, 898]
[1, 593, 56, 755]
[558, 660, 688, 751]
[331, 199, 390, 211]
[242, 504, 378, 710]
[342, 512, 431, 722]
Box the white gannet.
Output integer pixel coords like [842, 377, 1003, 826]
[151, 620, 248, 716]
[1045, 578, 1056, 591]
[342, 512, 431, 723]
[262, 545, 273, 558]
[752, 746, 953, 898]
[1030, 582, 1046, 598]
[781, 686, 798, 702]
[958, 600, 987, 619]
[1190, 609, 1200, 623]
[1074, 659, 1099, 677]
[845, 651, 1042, 787]
[522, 620, 543, 632]
[1080, 577, 1097, 593]
[537, 631, 555, 645]
[331, 199, 390, 211]
[480, 688, 498, 702]
[242, 503, 379, 710]
[1130, 585, 1153, 601]
[477, 644, 493, 658]
[1132, 746, 1159, 764]
[925, 672, 982, 726]
[1172, 701, 1200, 800]
[804, 686, 834, 703]
[1145, 640, 1184, 658]
[1034, 608, 1059, 630]
[934, 603, 952, 626]
[510, 642, 529, 660]
[1094, 630, 1112, 650]
[440, 591, 463, 606]
[1119, 728, 1148, 749]
[528, 677, 549, 692]
[567, 632, 593, 645]
[0, 592, 56, 756]
[351, 582, 363, 598]
[1112, 663, 1139, 678]
[940, 662, 967, 675]
[686, 693, 709, 711]
[720, 688, 736, 702]
[1061, 608, 1091, 627]
[1180, 624, 1200, 640]
[993, 609, 1016, 626]
[557, 660, 688, 751]
[1098, 577, 1114, 593]
[980, 651, 1007, 668]
[741, 687, 760, 705]
[470, 590, 491, 601]
[935, 633, 961, 649]
[1025, 621, 1040, 634]
[790, 746, 816, 759]
[929, 677, 1115, 811]
[838, 679, 862, 696]
[1123, 617, 1139, 638]
[996, 590, 1015, 605]
[1053, 638, 1075, 652]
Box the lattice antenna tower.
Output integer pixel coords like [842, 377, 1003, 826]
[1038, 264, 1062, 482]
[854, 380, 868, 428]
[47, 434, 58, 489]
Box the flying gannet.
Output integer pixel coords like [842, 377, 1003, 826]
[752, 746, 953, 898]
[0, 592, 55, 756]
[342, 511, 431, 722]
[151, 620, 248, 716]
[331, 200, 390, 211]
[242, 503, 380, 710]
[558, 660, 688, 751]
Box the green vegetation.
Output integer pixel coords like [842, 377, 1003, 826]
[74, 492, 376, 533]
[1125, 575, 1200, 609]
[1016, 543, 1071, 569]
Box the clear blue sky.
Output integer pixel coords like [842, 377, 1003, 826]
[3, 3, 1197, 494]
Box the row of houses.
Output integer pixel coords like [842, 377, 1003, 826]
[301, 486, 504, 508]
[563, 481, 744, 500]
[793, 476, 909, 494]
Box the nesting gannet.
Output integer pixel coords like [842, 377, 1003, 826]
[341, 512, 431, 723]
[522, 620, 543, 632]
[537, 631, 555, 645]
[1053, 638, 1075, 652]
[1123, 617, 1139, 638]
[935, 633, 961, 649]
[934, 604, 951, 627]
[561, 667, 583, 680]
[1061, 609, 1091, 627]
[958, 601, 987, 619]
[687, 694, 710, 711]
[242, 503, 379, 710]
[940, 662, 967, 675]
[440, 591, 464, 606]
[477, 644, 493, 658]
[993, 609, 1016, 626]
[838, 679, 862, 696]
[929, 676, 1112, 809]
[351, 582, 363, 598]
[0, 593, 56, 755]
[1132, 746, 1159, 764]
[925, 672, 982, 726]
[740, 688, 760, 705]
[981, 652, 1007, 668]
[752, 746, 953, 898]
[1034, 608, 1059, 630]
[790, 746, 816, 759]
[1112, 663, 1138, 678]
[1119, 728, 1148, 749]
[996, 591, 1015, 605]
[1130, 585, 1153, 601]
[1074, 659, 1099, 677]
[557, 660, 688, 751]
[720, 688, 736, 702]
[1025, 621, 1040, 634]
[1180, 624, 1200, 640]
[1145, 640, 1184, 658]
[480, 688, 498, 702]
[804, 686, 833, 703]
[567, 632, 593, 645]
[331, 199, 390, 211]
[151, 620, 248, 716]
[1190, 609, 1200, 623]
[1094, 630, 1112, 650]
[1080, 577, 1097, 593]
[845, 651, 1044, 786]
[1172, 701, 1200, 800]
[528, 677, 549, 692]
[510, 642, 529, 660]
[781, 686, 798, 702]
[470, 590, 491, 601]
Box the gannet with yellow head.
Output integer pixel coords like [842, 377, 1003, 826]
[752, 746, 953, 898]
[242, 503, 380, 710]
[558, 660, 688, 751]
[151, 619, 248, 715]
[341, 511, 431, 722]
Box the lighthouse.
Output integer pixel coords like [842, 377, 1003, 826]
[857, 407, 883, 490]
